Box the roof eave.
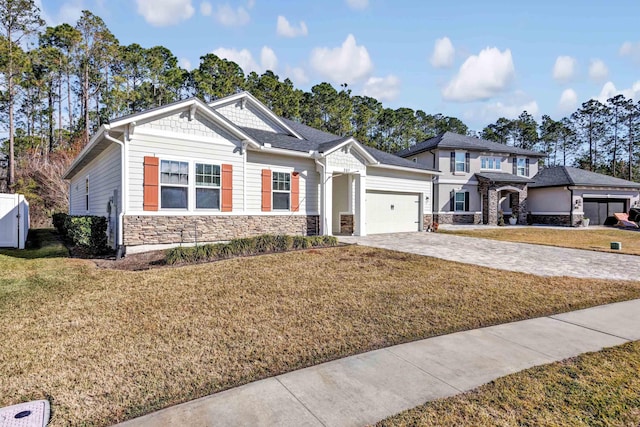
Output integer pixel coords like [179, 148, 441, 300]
[370, 163, 441, 175]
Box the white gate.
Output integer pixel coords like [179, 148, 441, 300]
[0, 193, 30, 249]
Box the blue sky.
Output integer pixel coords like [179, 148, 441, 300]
[36, 0, 640, 132]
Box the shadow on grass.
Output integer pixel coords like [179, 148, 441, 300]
[0, 228, 69, 259]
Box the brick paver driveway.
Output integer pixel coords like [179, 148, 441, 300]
[339, 232, 640, 280]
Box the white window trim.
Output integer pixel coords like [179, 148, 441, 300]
[516, 157, 527, 176]
[453, 190, 467, 212]
[272, 169, 292, 211]
[480, 156, 502, 171]
[194, 162, 222, 211]
[454, 151, 466, 173]
[159, 158, 190, 211]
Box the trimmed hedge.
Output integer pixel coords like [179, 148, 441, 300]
[51, 212, 110, 255]
[166, 234, 339, 265]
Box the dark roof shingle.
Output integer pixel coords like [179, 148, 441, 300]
[530, 166, 640, 188]
[396, 131, 545, 158]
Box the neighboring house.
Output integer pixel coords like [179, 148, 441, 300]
[529, 166, 640, 225]
[397, 132, 545, 225]
[63, 92, 438, 254]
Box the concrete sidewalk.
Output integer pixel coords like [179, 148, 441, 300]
[115, 299, 640, 427]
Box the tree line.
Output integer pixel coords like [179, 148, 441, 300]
[1, 1, 638, 224]
[0, 1, 468, 192]
[481, 96, 640, 181]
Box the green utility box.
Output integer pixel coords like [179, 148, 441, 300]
[611, 242, 622, 250]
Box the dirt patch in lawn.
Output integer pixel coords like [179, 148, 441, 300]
[378, 341, 640, 427]
[2, 246, 640, 426]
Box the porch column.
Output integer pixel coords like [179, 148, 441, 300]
[488, 188, 498, 225]
[355, 173, 366, 236]
[324, 172, 333, 236]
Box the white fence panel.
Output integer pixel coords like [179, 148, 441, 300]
[0, 193, 30, 249]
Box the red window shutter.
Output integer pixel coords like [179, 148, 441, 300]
[261, 169, 271, 212]
[143, 156, 159, 211]
[291, 172, 300, 212]
[221, 164, 233, 212]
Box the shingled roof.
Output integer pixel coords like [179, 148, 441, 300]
[530, 166, 640, 188]
[396, 131, 545, 158]
[243, 117, 437, 172]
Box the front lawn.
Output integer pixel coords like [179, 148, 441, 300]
[440, 227, 640, 255]
[2, 231, 640, 426]
[378, 341, 640, 426]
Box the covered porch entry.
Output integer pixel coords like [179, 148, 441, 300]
[477, 173, 532, 225]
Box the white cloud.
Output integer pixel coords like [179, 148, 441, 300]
[588, 59, 608, 82]
[594, 81, 640, 103]
[552, 56, 576, 82]
[136, 0, 195, 26]
[310, 34, 373, 84]
[214, 3, 250, 26]
[557, 88, 578, 114]
[200, 1, 212, 15]
[346, 0, 368, 10]
[442, 47, 515, 102]
[466, 99, 539, 124]
[285, 66, 309, 85]
[276, 15, 308, 38]
[34, 0, 83, 25]
[362, 75, 401, 101]
[179, 57, 192, 70]
[260, 46, 278, 72]
[212, 46, 278, 74]
[619, 41, 640, 61]
[430, 37, 455, 69]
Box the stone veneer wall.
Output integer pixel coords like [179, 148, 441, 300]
[124, 215, 319, 246]
[339, 214, 354, 235]
[435, 213, 482, 224]
[531, 214, 582, 226]
[423, 214, 433, 229]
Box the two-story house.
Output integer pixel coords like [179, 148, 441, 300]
[397, 132, 545, 225]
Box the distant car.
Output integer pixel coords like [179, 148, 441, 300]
[629, 207, 640, 223]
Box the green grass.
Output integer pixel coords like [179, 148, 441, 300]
[2, 241, 640, 426]
[378, 342, 640, 426]
[0, 228, 69, 259]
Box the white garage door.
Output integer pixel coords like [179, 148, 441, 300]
[366, 191, 420, 234]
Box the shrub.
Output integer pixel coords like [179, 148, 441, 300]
[52, 214, 110, 255]
[165, 234, 339, 265]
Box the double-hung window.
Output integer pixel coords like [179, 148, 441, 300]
[195, 163, 221, 209]
[481, 156, 501, 170]
[455, 152, 466, 172]
[160, 160, 189, 209]
[454, 191, 467, 211]
[272, 171, 291, 210]
[516, 158, 527, 176]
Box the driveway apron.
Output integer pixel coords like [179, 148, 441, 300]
[339, 232, 640, 280]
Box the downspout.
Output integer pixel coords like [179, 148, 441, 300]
[104, 130, 126, 258]
[315, 157, 325, 236]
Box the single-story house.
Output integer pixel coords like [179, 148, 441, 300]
[63, 92, 439, 254]
[528, 166, 640, 225]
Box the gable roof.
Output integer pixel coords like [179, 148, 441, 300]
[396, 131, 545, 158]
[530, 166, 640, 189]
[208, 91, 305, 140]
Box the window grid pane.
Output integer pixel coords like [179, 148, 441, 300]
[160, 160, 189, 186]
[195, 163, 220, 187]
[455, 152, 466, 172]
[272, 172, 291, 191]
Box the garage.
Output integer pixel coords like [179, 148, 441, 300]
[366, 190, 421, 234]
[583, 198, 627, 225]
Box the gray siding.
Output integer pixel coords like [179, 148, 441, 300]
[69, 142, 121, 217]
[215, 101, 286, 132]
[127, 130, 244, 212]
[246, 151, 319, 214]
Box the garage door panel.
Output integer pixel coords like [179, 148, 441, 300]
[583, 198, 627, 225]
[366, 191, 420, 234]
